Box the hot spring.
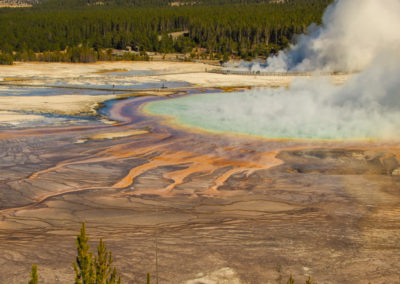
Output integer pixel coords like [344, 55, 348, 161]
[146, 66, 400, 141]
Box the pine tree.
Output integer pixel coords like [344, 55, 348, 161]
[74, 222, 95, 284]
[28, 264, 38, 284]
[95, 238, 110, 284]
[287, 274, 295, 284]
[95, 238, 120, 284]
[74, 222, 121, 284]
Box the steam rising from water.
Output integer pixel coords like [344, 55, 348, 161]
[251, 0, 400, 72]
[149, 0, 400, 140]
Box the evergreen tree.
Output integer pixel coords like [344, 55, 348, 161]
[28, 264, 38, 284]
[95, 238, 120, 284]
[74, 222, 121, 284]
[287, 274, 295, 284]
[74, 222, 95, 284]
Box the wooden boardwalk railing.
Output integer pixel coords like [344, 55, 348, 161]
[207, 69, 348, 76]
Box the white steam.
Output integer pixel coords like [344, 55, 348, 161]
[250, 0, 400, 73]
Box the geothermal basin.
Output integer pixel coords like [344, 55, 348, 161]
[0, 62, 399, 283]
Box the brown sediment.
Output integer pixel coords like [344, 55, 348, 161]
[88, 129, 149, 140]
[205, 167, 247, 195]
[0, 125, 110, 139]
[112, 160, 169, 189]
[26, 134, 170, 181]
[3, 126, 400, 283]
[161, 162, 215, 196]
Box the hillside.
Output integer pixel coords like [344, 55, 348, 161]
[0, 0, 333, 63]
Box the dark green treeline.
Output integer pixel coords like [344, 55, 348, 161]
[0, 0, 332, 63]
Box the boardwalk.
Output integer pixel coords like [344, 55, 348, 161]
[209, 68, 349, 76]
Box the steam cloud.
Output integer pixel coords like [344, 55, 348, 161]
[251, 0, 400, 73]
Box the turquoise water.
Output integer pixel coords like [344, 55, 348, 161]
[146, 90, 399, 140]
[146, 91, 317, 139]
